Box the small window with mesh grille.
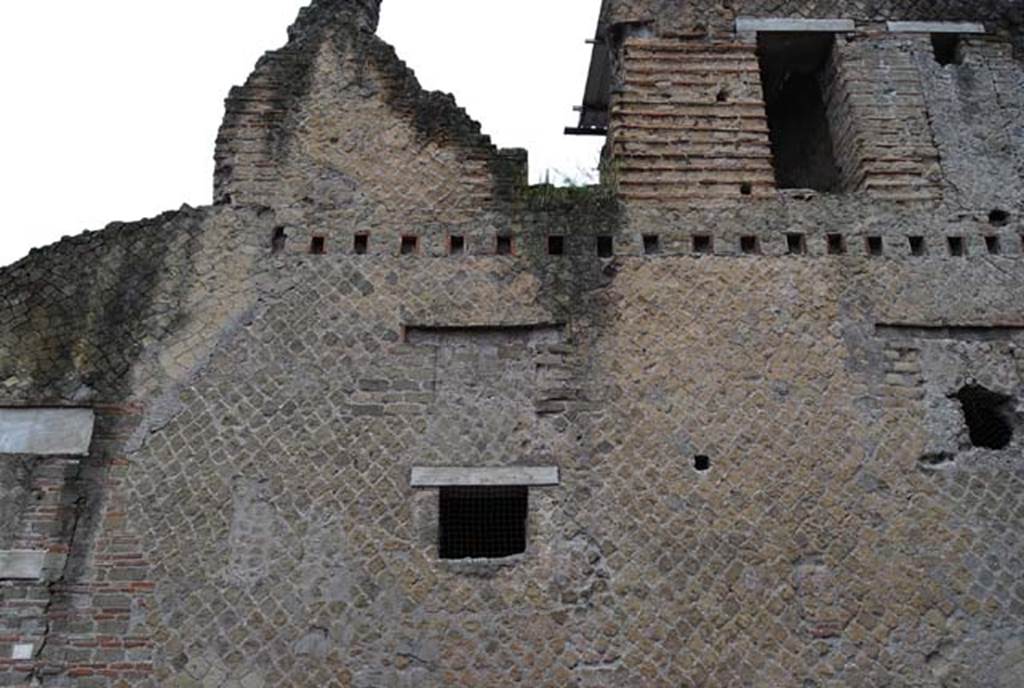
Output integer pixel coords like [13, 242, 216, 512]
[439, 486, 528, 560]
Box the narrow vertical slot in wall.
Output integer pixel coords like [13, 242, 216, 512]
[757, 33, 840, 192]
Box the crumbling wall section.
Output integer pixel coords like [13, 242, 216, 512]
[214, 0, 525, 215]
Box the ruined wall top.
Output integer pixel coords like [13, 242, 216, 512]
[289, 0, 382, 37]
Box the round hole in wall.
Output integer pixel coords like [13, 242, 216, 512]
[694, 455, 711, 472]
[989, 209, 1010, 226]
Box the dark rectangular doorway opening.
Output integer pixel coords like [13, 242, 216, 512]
[757, 33, 840, 192]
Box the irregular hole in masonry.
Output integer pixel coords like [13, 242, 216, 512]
[952, 384, 1015, 450]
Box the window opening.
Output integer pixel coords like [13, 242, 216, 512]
[271, 227, 286, 254]
[867, 236, 883, 256]
[932, 34, 962, 66]
[439, 486, 528, 560]
[952, 385, 1015, 450]
[757, 33, 840, 191]
[496, 235, 514, 255]
[786, 233, 806, 255]
[597, 236, 614, 258]
[400, 235, 419, 255]
[740, 235, 759, 254]
[643, 235, 660, 255]
[909, 236, 926, 256]
[354, 234, 369, 255]
[310, 236, 326, 255]
[548, 235, 565, 256]
[449, 235, 465, 255]
[826, 233, 845, 255]
[693, 235, 713, 255]
[947, 236, 965, 257]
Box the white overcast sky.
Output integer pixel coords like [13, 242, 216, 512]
[0, 1, 601, 267]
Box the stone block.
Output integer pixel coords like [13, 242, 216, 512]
[0, 408, 94, 455]
[0, 551, 46, 580]
[887, 21, 986, 34]
[735, 17, 855, 33]
[410, 466, 560, 487]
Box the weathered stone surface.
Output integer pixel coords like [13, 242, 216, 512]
[0, 551, 46, 580]
[0, 408, 94, 456]
[0, 0, 1022, 685]
[410, 466, 560, 487]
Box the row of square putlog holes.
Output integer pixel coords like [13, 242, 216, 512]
[275, 229, 1021, 259]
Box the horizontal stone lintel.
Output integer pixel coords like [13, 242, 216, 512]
[411, 466, 560, 488]
[887, 21, 986, 34]
[0, 550, 47, 580]
[0, 408, 95, 456]
[735, 17, 855, 33]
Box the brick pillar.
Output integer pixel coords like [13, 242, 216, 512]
[609, 36, 775, 205]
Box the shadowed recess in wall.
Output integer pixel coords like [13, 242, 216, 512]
[757, 32, 840, 191]
[952, 385, 1016, 450]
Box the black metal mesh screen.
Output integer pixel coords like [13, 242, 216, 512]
[439, 486, 528, 560]
[954, 385, 1014, 450]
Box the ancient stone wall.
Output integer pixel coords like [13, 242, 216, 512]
[1, 0, 1023, 686]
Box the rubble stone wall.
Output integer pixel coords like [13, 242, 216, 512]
[1, 0, 1023, 686]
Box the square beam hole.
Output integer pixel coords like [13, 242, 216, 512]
[948, 236, 965, 257]
[692, 235, 713, 255]
[439, 486, 528, 560]
[548, 235, 565, 256]
[271, 227, 286, 254]
[354, 234, 369, 255]
[826, 234, 845, 255]
[496, 235, 514, 255]
[643, 235, 660, 255]
[597, 236, 614, 258]
[866, 236, 883, 256]
[786, 233, 806, 255]
[449, 235, 465, 255]
[740, 235, 759, 254]
[400, 236, 419, 255]
[909, 236, 926, 256]
[310, 236, 326, 255]
[985, 236, 1001, 255]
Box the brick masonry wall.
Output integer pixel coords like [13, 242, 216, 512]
[599, 0, 1022, 207]
[609, 37, 776, 204]
[1, 0, 1024, 686]
[824, 34, 943, 200]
